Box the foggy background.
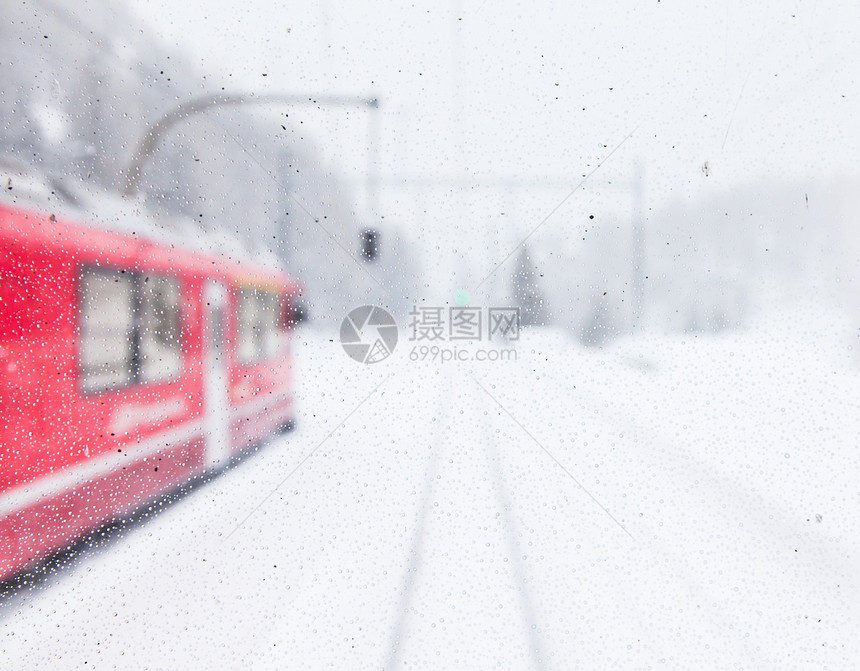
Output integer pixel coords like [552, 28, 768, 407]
[2, 0, 857, 342]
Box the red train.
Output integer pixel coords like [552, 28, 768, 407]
[0, 201, 300, 581]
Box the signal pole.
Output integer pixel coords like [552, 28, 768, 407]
[631, 161, 645, 332]
[121, 92, 380, 207]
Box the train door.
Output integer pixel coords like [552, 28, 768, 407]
[204, 281, 230, 469]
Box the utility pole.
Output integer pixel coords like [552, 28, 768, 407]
[366, 97, 380, 219]
[631, 161, 645, 332]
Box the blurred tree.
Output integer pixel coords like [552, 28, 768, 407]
[511, 246, 548, 327]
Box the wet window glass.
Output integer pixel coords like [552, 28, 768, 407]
[2, 2, 859, 669]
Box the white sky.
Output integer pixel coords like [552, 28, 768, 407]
[125, 0, 860, 254]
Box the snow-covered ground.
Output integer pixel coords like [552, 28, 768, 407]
[2, 309, 859, 669]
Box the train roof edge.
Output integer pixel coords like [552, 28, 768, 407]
[0, 157, 300, 292]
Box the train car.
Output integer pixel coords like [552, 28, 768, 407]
[0, 200, 300, 582]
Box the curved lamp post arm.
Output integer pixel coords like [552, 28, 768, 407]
[121, 93, 379, 197]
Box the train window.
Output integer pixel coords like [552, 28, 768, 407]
[139, 276, 183, 384]
[236, 287, 281, 363]
[79, 270, 135, 393]
[79, 269, 183, 393]
[280, 295, 306, 329]
[260, 292, 281, 358]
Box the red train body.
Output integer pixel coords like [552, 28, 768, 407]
[0, 202, 299, 581]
